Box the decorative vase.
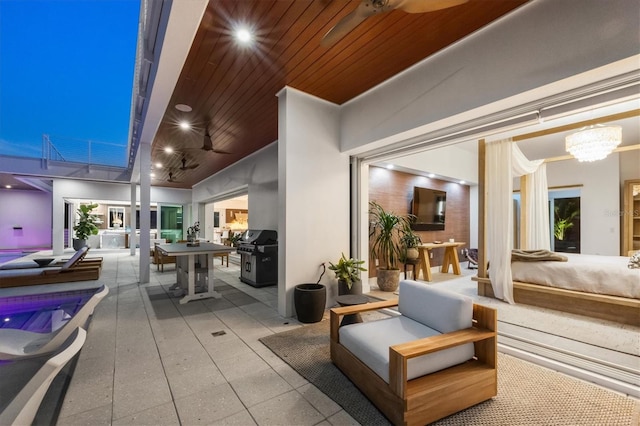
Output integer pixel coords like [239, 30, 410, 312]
[294, 283, 326, 323]
[406, 248, 419, 260]
[338, 279, 362, 296]
[376, 268, 400, 292]
[72, 239, 87, 251]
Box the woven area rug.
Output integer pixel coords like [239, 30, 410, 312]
[260, 320, 639, 426]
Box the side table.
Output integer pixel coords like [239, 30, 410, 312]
[336, 294, 369, 326]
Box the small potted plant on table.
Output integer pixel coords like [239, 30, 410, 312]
[400, 223, 421, 261]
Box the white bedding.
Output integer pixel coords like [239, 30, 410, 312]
[511, 253, 640, 299]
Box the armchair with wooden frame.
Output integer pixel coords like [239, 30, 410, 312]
[330, 280, 497, 426]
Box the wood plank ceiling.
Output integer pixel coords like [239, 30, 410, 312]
[152, 0, 529, 188]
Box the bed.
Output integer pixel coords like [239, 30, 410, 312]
[475, 253, 640, 326]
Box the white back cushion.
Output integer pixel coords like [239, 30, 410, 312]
[398, 280, 472, 333]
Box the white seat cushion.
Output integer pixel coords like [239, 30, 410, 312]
[339, 316, 474, 383]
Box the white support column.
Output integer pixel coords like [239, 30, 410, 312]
[52, 179, 65, 255]
[277, 86, 346, 317]
[139, 141, 151, 283]
[130, 182, 137, 256]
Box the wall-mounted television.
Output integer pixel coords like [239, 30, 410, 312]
[411, 186, 446, 231]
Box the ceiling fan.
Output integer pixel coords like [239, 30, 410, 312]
[321, 0, 469, 47]
[179, 157, 199, 171]
[167, 171, 182, 183]
[199, 131, 232, 154]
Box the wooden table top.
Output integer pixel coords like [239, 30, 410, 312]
[418, 242, 465, 249]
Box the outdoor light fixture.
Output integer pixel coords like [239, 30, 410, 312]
[235, 28, 253, 44]
[565, 125, 621, 162]
[175, 104, 192, 112]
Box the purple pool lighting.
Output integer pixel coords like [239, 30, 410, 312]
[0, 288, 99, 333]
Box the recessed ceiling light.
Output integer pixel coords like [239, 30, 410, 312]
[155, 163, 162, 169]
[179, 121, 190, 130]
[459, 180, 466, 185]
[164, 147, 174, 154]
[175, 104, 192, 112]
[5, 185, 11, 189]
[150, 172, 155, 178]
[235, 27, 253, 44]
[428, 173, 436, 178]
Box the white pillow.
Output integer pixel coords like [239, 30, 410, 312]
[398, 280, 472, 333]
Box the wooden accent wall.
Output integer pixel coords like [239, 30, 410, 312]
[369, 166, 470, 276]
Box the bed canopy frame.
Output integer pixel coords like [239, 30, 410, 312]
[475, 108, 640, 326]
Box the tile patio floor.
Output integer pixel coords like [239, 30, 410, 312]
[55, 250, 355, 426]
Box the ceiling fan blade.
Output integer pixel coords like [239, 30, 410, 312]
[202, 132, 214, 151]
[392, 0, 469, 14]
[321, 0, 392, 47]
[208, 148, 231, 155]
[180, 157, 199, 170]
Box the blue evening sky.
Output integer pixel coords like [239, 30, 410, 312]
[0, 0, 140, 166]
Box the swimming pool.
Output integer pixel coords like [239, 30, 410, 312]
[0, 251, 28, 266]
[0, 288, 99, 333]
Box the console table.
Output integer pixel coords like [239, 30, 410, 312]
[416, 242, 465, 281]
[155, 242, 233, 304]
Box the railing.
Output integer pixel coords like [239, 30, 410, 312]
[41, 134, 127, 167]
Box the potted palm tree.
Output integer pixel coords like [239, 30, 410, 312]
[73, 203, 99, 250]
[369, 201, 413, 291]
[328, 253, 367, 295]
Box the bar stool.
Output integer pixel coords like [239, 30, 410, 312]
[404, 258, 421, 280]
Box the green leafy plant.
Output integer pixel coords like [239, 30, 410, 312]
[368, 201, 414, 270]
[400, 223, 421, 249]
[328, 253, 367, 290]
[554, 202, 579, 241]
[399, 223, 421, 262]
[73, 203, 99, 241]
[228, 231, 243, 246]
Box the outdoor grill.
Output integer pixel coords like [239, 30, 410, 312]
[237, 230, 278, 287]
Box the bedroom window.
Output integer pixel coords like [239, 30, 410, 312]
[549, 189, 581, 253]
[512, 188, 581, 252]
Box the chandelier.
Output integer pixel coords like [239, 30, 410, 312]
[565, 125, 622, 162]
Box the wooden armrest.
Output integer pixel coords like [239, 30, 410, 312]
[330, 299, 399, 342]
[390, 327, 496, 359]
[331, 299, 398, 316]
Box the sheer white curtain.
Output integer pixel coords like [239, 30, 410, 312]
[486, 139, 546, 303]
[524, 163, 550, 250]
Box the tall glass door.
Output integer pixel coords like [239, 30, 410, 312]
[159, 205, 183, 242]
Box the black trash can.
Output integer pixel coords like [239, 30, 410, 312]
[294, 283, 326, 323]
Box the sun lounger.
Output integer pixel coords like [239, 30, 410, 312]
[0, 247, 100, 289]
[0, 328, 86, 425]
[0, 285, 107, 360]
